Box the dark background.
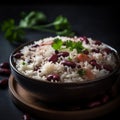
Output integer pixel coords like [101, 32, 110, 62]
[0, 1, 120, 120]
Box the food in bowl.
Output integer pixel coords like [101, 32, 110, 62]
[12, 36, 117, 83]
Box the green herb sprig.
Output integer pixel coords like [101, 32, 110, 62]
[1, 11, 75, 43]
[64, 40, 84, 53]
[78, 69, 86, 76]
[51, 38, 63, 50]
[52, 38, 85, 53]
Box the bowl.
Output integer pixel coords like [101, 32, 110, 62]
[9, 37, 120, 106]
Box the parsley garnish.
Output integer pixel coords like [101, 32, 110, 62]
[1, 11, 75, 43]
[53, 16, 75, 36]
[68, 57, 72, 61]
[64, 40, 85, 53]
[1, 19, 25, 43]
[52, 38, 63, 50]
[22, 61, 26, 65]
[52, 39, 85, 53]
[78, 69, 86, 76]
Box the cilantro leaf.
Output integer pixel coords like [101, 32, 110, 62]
[75, 41, 85, 53]
[22, 61, 26, 65]
[53, 16, 75, 36]
[19, 11, 47, 28]
[52, 38, 85, 53]
[64, 40, 84, 53]
[53, 15, 71, 31]
[68, 57, 72, 61]
[52, 38, 63, 50]
[1, 11, 75, 43]
[78, 69, 86, 76]
[56, 29, 75, 37]
[1, 19, 25, 43]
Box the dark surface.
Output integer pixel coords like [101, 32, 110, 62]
[0, 4, 120, 120]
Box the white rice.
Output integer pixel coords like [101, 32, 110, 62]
[13, 36, 117, 82]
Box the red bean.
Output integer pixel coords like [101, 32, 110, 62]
[22, 114, 31, 120]
[0, 62, 10, 69]
[0, 68, 11, 75]
[89, 60, 101, 70]
[47, 74, 60, 82]
[101, 95, 109, 103]
[47, 74, 53, 81]
[49, 54, 58, 63]
[61, 60, 76, 68]
[53, 74, 60, 81]
[34, 66, 39, 71]
[80, 36, 89, 44]
[83, 49, 89, 54]
[13, 53, 23, 59]
[89, 59, 97, 66]
[103, 48, 113, 54]
[94, 40, 102, 45]
[77, 65, 81, 68]
[103, 64, 113, 72]
[91, 49, 100, 53]
[88, 101, 101, 108]
[0, 79, 8, 88]
[26, 60, 32, 64]
[31, 44, 39, 48]
[95, 64, 101, 70]
[57, 52, 69, 57]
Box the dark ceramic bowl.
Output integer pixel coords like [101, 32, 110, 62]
[9, 40, 120, 106]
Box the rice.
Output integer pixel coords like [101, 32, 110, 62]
[13, 36, 117, 83]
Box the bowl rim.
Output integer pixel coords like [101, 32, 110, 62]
[9, 39, 120, 86]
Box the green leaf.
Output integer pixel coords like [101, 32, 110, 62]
[19, 11, 47, 28]
[52, 38, 84, 53]
[53, 15, 75, 37]
[1, 19, 15, 32]
[22, 61, 26, 65]
[78, 69, 86, 76]
[52, 38, 63, 50]
[1, 11, 76, 44]
[5, 28, 25, 43]
[64, 40, 84, 53]
[53, 15, 71, 31]
[1, 19, 25, 43]
[74, 41, 85, 53]
[68, 57, 72, 61]
[56, 29, 75, 37]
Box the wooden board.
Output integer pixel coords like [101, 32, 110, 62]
[9, 75, 120, 120]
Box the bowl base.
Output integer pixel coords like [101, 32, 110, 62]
[9, 75, 120, 120]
